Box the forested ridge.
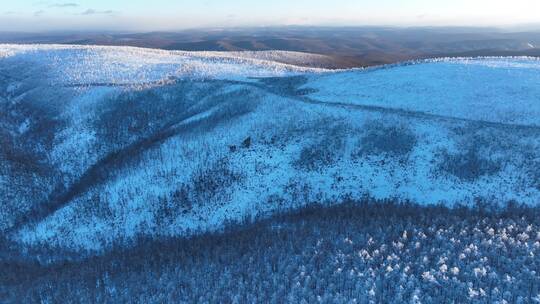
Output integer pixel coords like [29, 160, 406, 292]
[2, 202, 540, 303]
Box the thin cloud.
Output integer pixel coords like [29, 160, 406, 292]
[80, 9, 116, 16]
[49, 3, 79, 8]
[34, 10, 45, 17]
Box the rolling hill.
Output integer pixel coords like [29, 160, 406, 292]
[2, 27, 540, 68]
[0, 45, 539, 259]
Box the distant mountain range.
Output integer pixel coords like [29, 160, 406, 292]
[1, 27, 540, 68]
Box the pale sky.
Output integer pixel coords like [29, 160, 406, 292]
[1, 0, 540, 32]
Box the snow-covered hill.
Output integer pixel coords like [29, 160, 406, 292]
[1, 45, 539, 255]
[305, 57, 540, 127]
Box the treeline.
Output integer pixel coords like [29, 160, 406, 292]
[2, 201, 540, 303]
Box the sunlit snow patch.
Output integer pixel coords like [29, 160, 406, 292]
[0, 44, 326, 87]
[304, 57, 540, 127]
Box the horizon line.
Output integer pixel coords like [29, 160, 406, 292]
[1, 24, 540, 34]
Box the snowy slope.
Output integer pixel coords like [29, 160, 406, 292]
[0, 44, 323, 86]
[1, 45, 539, 255]
[304, 57, 540, 127]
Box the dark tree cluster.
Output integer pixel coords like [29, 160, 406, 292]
[2, 201, 540, 303]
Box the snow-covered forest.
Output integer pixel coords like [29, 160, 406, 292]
[2, 202, 540, 303]
[1, 45, 539, 303]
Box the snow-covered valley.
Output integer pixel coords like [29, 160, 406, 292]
[1, 45, 539, 256]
